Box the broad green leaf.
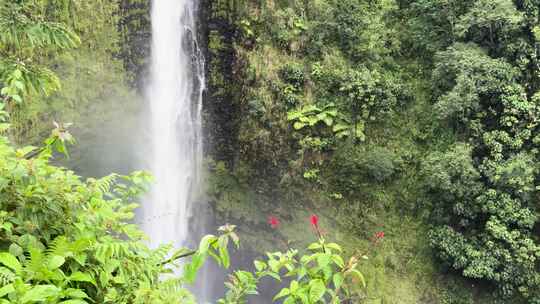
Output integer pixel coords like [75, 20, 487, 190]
[333, 273, 344, 289]
[21, 285, 60, 303]
[273, 288, 290, 301]
[12, 95, 22, 103]
[332, 255, 345, 268]
[335, 130, 350, 139]
[283, 297, 295, 304]
[307, 116, 319, 126]
[287, 111, 302, 121]
[0, 284, 14, 298]
[268, 259, 280, 272]
[326, 243, 342, 252]
[302, 104, 321, 114]
[294, 121, 307, 130]
[323, 117, 334, 126]
[0, 252, 21, 273]
[309, 279, 326, 302]
[48, 255, 65, 270]
[325, 109, 338, 117]
[332, 124, 349, 133]
[69, 272, 96, 286]
[219, 245, 230, 269]
[317, 254, 331, 268]
[263, 271, 281, 281]
[290, 280, 299, 293]
[63, 288, 88, 299]
[8, 243, 23, 257]
[308, 243, 323, 250]
[254, 260, 266, 271]
[198, 235, 217, 254]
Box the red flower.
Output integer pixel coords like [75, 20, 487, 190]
[372, 231, 385, 244]
[310, 214, 319, 228]
[268, 216, 280, 229]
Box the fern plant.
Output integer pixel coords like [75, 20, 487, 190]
[287, 103, 365, 140]
[0, 125, 239, 303]
[0, 0, 79, 105]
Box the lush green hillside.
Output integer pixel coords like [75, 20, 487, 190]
[202, 0, 540, 303]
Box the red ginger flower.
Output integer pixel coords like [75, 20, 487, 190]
[310, 214, 319, 228]
[268, 216, 280, 229]
[373, 231, 385, 244]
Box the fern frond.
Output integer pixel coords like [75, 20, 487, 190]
[0, 2, 80, 51]
[90, 174, 118, 196]
[46, 236, 70, 258]
[26, 247, 45, 276]
[94, 241, 133, 263]
[159, 278, 185, 294]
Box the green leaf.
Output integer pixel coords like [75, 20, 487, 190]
[268, 259, 280, 272]
[0, 252, 21, 273]
[309, 279, 326, 302]
[325, 109, 338, 117]
[290, 280, 299, 293]
[63, 288, 88, 299]
[293, 121, 307, 130]
[198, 235, 217, 254]
[283, 297, 295, 304]
[263, 271, 281, 281]
[333, 273, 344, 289]
[332, 255, 345, 268]
[287, 111, 302, 121]
[308, 243, 323, 250]
[273, 288, 290, 301]
[254, 260, 266, 272]
[8, 243, 23, 257]
[0, 284, 14, 298]
[326, 243, 342, 252]
[16, 146, 37, 158]
[12, 95, 22, 103]
[317, 254, 332, 268]
[21, 285, 60, 303]
[307, 116, 319, 126]
[69, 272, 96, 286]
[48, 255, 65, 270]
[323, 117, 334, 126]
[332, 124, 349, 133]
[219, 245, 230, 269]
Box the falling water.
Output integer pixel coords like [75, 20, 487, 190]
[141, 0, 204, 252]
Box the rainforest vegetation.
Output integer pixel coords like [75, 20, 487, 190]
[0, 0, 539, 303]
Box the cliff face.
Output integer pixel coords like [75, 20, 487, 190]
[117, 0, 152, 92]
[199, 0, 243, 167]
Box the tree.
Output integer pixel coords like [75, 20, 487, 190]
[422, 2, 540, 299]
[455, 0, 523, 48]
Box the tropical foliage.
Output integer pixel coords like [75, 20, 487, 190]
[2, 0, 540, 303]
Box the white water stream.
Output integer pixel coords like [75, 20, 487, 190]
[141, 0, 204, 252]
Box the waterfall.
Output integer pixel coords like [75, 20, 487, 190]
[141, 0, 204, 252]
